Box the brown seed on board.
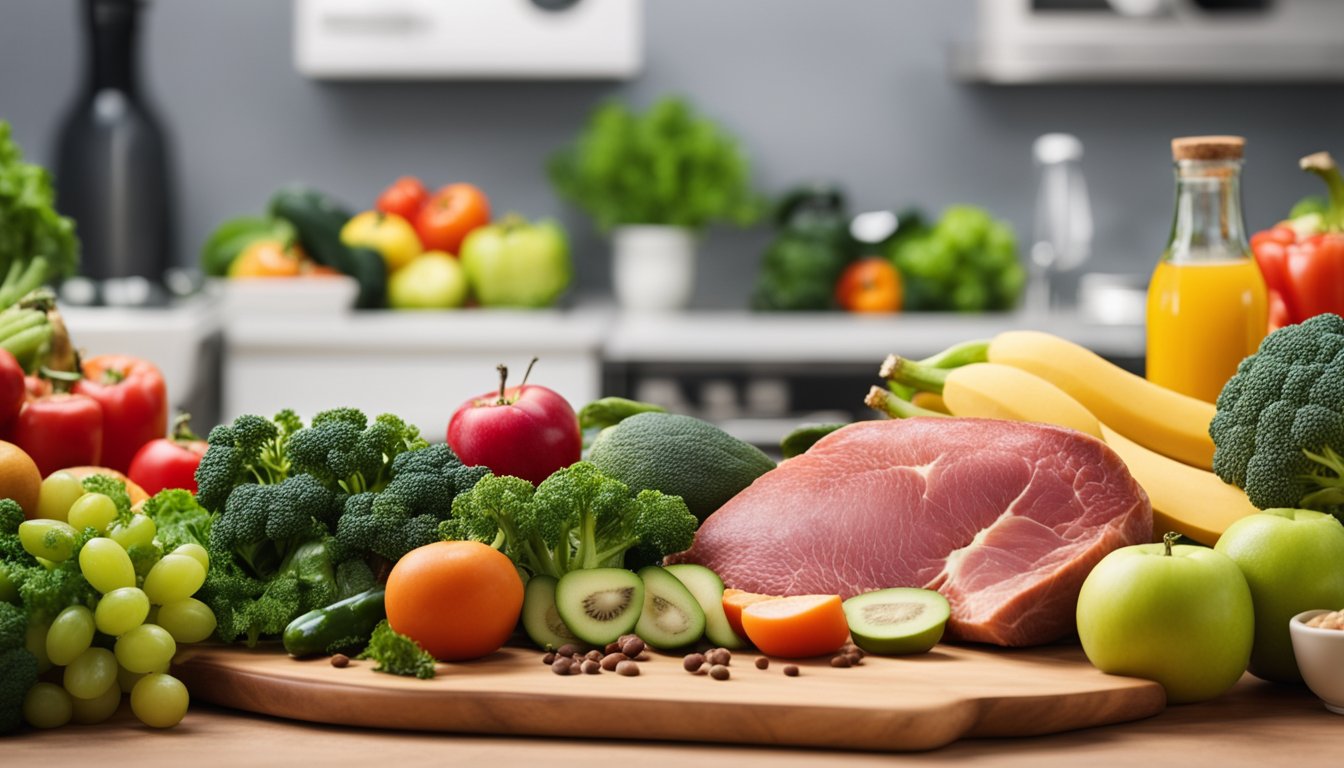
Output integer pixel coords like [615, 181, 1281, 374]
[683, 653, 705, 673]
[581, 659, 601, 674]
[616, 660, 640, 677]
[330, 654, 349, 668]
[601, 652, 628, 671]
[754, 657, 769, 670]
[783, 665, 800, 677]
[709, 664, 730, 681]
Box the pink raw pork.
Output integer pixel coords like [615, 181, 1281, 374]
[669, 418, 1151, 646]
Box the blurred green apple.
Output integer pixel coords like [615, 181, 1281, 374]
[387, 252, 468, 310]
[459, 216, 570, 308]
[1077, 533, 1253, 704]
[1214, 508, 1344, 682]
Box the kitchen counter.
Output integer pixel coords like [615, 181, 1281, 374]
[4, 673, 1337, 766]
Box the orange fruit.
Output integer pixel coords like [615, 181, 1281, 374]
[228, 240, 305, 278]
[722, 588, 781, 641]
[0, 440, 41, 518]
[61, 466, 149, 506]
[741, 594, 850, 659]
[385, 540, 524, 661]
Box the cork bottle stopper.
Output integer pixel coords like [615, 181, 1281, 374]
[1172, 136, 1245, 161]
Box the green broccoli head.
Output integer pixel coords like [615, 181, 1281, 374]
[14, 557, 97, 625]
[195, 411, 301, 512]
[0, 600, 27, 651]
[0, 499, 29, 563]
[0, 647, 38, 734]
[1211, 313, 1344, 518]
[628, 489, 698, 562]
[288, 409, 430, 495]
[210, 475, 338, 579]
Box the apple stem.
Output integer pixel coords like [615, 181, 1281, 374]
[1162, 531, 1180, 556]
[519, 356, 540, 389]
[496, 364, 509, 405]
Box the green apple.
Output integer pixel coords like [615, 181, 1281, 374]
[1214, 508, 1344, 683]
[1077, 533, 1253, 704]
[459, 216, 570, 308]
[387, 252, 468, 310]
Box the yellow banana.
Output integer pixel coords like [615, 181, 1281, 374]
[885, 361, 1257, 545]
[910, 391, 950, 414]
[986, 330, 1217, 471]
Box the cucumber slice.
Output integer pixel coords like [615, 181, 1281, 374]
[635, 566, 706, 650]
[842, 588, 949, 655]
[664, 563, 744, 649]
[521, 575, 581, 651]
[555, 568, 645, 646]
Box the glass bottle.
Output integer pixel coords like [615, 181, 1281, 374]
[55, 0, 172, 305]
[1146, 136, 1267, 403]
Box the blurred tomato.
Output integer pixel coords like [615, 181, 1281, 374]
[836, 258, 902, 313]
[415, 184, 491, 256]
[376, 176, 430, 222]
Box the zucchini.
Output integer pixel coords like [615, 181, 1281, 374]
[269, 186, 387, 308]
[283, 587, 387, 657]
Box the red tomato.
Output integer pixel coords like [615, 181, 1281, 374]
[13, 393, 103, 477]
[414, 184, 491, 256]
[836, 258, 903, 313]
[0, 349, 24, 431]
[376, 176, 430, 222]
[72, 355, 168, 474]
[128, 435, 206, 495]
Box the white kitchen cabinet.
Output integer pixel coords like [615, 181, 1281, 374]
[221, 308, 609, 439]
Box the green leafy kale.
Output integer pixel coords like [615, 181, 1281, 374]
[0, 121, 79, 310]
[358, 619, 435, 679]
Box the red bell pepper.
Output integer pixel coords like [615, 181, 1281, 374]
[12, 393, 103, 477]
[1251, 152, 1344, 331]
[72, 355, 168, 474]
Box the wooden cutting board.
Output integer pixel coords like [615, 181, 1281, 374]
[173, 642, 1165, 752]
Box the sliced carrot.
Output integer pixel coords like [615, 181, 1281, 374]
[723, 588, 781, 641]
[741, 594, 850, 659]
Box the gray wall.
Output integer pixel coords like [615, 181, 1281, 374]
[3, 0, 1343, 308]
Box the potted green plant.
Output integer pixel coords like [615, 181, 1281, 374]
[549, 97, 758, 311]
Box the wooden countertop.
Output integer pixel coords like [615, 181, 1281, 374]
[6, 674, 1339, 766]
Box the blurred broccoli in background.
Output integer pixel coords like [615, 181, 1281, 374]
[886, 205, 1025, 312]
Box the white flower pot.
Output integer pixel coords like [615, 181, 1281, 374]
[611, 225, 697, 311]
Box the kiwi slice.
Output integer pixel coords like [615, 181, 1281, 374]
[635, 566, 706, 650]
[842, 588, 950, 655]
[522, 575, 581, 651]
[555, 568, 645, 646]
[664, 563, 744, 649]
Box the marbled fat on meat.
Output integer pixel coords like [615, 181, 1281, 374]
[668, 418, 1152, 646]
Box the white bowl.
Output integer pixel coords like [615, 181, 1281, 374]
[212, 276, 360, 316]
[1289, 609, 1344, 715]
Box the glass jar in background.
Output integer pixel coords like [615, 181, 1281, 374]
[1029, 133, 1093, 312]
[1146, 135, 1267, 403]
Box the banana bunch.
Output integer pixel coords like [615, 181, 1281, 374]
[866, 332, 1255, 546]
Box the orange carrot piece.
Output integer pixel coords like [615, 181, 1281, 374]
[723, 588, 781, 641]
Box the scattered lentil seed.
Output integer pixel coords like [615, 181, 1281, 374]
[616, 660, 640, 677]
[581, 659, 601, 674]
[556, 644, 579, 658]
[585, 649, 603, 662]
[709, 664, 730, 681]
[601, 652, 628, 671]
[604, 641, 623, 655]
[783, 665, 800, 677]
[634, 652, 650, 662]
[619, 636, 646, 657]
[754, 657, 769, 670]
[551, 658, 574, 675]
[330, 654, 349, 668]
[706, 648, 731, 667]
[845, 652, 863, 666]
[830, 655, 852, 668]
[542, 652, 556, 665]
[682, 653, 705, 673]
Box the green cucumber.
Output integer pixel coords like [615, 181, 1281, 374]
[521, 575, 581, 651]
[282, 587, 386, 657]
[636, 565, 705, 650]
[665, 563, 743, 649]
[269, 186, 387, 308]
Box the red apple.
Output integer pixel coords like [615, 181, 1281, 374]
[447, 361, 581, 485]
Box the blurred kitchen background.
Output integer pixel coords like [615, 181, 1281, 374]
[2, 0, 1342, 448]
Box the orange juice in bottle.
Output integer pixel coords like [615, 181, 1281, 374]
[1146, 136, 1267, 403]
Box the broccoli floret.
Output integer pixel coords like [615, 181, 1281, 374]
[202, 538, 343, 646]
[0, 647, 38, 734]
[446, 462, 698, 578]
[0, 601, 25, 650]
[14, 558, 97, 625]
[358, 620, 435, 679]
[211, 475, 338, 578]
[0, 499, 29, 563]
[1211, 313, 1344, 519]
[127, 542, 163, 581]
[333, 443, 486, 563]
[287, 409, 429, 495]
[195, 410, 302, 512]
[335, 558, 377, 597]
